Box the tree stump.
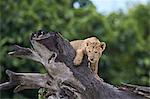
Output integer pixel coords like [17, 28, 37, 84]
[0, 30, 149, 99]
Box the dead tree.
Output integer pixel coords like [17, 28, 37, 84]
[0, 30, 149, 99]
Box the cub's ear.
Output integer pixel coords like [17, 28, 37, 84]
[100, 42, 106, 51]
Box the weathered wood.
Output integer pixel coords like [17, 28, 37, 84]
[0, 70, 51, 93]
[0, 30, 149, 99]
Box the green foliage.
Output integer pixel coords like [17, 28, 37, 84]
[38, 88, 48, 99]
[0, 0, 149, 98]
[102, 3, 150, 86]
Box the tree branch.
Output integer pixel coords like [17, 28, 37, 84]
[0, 70, 51, 93]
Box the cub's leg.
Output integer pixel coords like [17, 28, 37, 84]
[90, 61, 99, 74]
[90, 64, 96, 73]
[73, 49, 84, 65]
[94, 61, 99, 74]
[94, 61, 103, 81]
[91, 61, 103, 80]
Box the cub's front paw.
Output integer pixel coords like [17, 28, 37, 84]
[95, 74, 103, 81]
[73, 58, 82, 66]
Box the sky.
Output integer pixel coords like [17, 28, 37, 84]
[90, 0, 149, 14]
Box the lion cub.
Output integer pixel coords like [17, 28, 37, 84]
[70, 37, 106, 75]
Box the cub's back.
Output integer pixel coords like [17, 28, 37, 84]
[70, 40, 84, 50]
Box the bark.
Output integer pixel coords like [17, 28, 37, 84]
[0, 30, 149, 99]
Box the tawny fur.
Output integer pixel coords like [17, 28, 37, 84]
[70, 37, 106, 77]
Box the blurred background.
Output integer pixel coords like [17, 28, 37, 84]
[0, 0, 150, 98]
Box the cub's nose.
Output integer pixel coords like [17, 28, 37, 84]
[90, 58, 94, 61]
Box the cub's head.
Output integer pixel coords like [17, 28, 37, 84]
[85, 41, 106, 63]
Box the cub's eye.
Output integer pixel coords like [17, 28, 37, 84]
[95, 51, 97, 53]
[89, 51, 91, 52]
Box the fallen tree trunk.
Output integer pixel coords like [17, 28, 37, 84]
[0, 30, 149, 99]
